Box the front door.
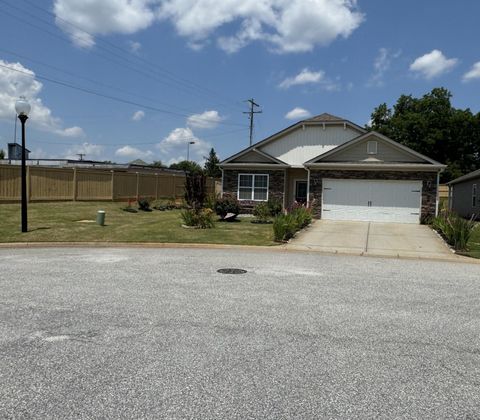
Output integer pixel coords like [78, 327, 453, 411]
[295, 180, 308, 203]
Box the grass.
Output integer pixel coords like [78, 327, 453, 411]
[0, 201, 276, 246]
[464, 222, 480, 259]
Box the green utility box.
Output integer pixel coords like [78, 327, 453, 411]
[96, 210, 106, 226]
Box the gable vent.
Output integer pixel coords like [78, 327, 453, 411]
[367, 140, 378, 155]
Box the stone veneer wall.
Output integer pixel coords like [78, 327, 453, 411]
[222, 169, 285, 212]
[309, 170, 438, 221]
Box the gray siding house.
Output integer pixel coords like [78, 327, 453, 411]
[220, 113, 446, 224]
[448, 169, 480, 219]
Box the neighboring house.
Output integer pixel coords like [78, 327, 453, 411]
[220, 113, 445, 224]
[8, 143, 30, 160]
[448, 169, 480, 219]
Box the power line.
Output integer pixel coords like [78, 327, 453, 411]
[0, 47, 224, 118]
[23, 0, 245, 112]
[33, 127, 248, 147]
[0, 0, 245, 114]
[243, 98, 262, 146]
[0, 63, 248, 128]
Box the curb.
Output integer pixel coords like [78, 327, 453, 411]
[0, 241, 478, 264]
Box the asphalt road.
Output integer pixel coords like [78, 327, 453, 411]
[1, 247, 479, 419]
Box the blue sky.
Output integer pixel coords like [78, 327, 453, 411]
[0, 0, 479, 165]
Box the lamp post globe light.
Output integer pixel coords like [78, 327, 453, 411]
[15, 96, 31, 233]
[186, 141, 195, 162]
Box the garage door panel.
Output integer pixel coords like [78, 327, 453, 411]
[322, 179, 422, 224]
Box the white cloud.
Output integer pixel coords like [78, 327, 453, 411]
[285, 107, 311, 120]
[65, 142, 105, 160]
[409, 49, 458, 79]
[132, 110, 145, 121]
[187, 110, 224, 129]
[115, 145, 153, 161]
[367, 47, 401, 87]
[55, 0, 364, 54]
[61, 126, 85, 137]
[128, 40, 142, 53]
[278, 68, 338, 90]
[462, 62, 480, 82]
[0, 59, 84, 138]
[156, 127, 211, 163]
[53, 0, 156, 48]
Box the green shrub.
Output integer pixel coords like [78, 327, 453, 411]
[267, 198, 283, 217]
[204, 193, 219, 210]
[431, 210, 477, 250]
[253, 202, 272, 223]
[214, 194, 240, 220]
[180, 208, 215, 229]
[293, 206, 312, 228]
[137, 197, 152, 211]
[272, 206, 312, 241]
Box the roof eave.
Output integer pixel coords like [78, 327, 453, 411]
[304, 162, 446, 171]
[220, 163, 290, 169]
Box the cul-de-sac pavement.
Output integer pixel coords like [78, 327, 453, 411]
[1, 247, 479, 419]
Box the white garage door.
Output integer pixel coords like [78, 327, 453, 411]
[322, 179, 422, 223]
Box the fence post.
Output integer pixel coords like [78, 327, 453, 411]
[136, 172, 139, 201]
[110, 170, 115, 201]
[72, 168, 77, 201]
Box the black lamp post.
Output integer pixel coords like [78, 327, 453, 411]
[15, 96, 31, 233]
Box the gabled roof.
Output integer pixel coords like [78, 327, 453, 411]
[448, 168, 480, 185]
[221, 147, 289, 167]
[220, 112, 365, 165]
[304, 131, 445, 167]
[304, 113, 345, 122]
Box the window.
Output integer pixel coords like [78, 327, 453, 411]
[473, 184, 477, 207]
[367, 140, 378, 154]
[238, 174, 268, 201]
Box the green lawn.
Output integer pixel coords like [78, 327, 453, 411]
[465, 223, 480, 259]
[0, 202, 276, 246]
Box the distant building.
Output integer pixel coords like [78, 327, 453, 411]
[448, 169, 480, 219]
[8, 143, 30, 160]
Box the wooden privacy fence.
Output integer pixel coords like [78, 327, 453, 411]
[0, 165, 218, 202]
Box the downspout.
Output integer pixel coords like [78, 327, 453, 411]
[448, 184, 453, 211]
[220, 168, 224, 197]
[435, 171, 440, 216]
[306, 167, 311, 207]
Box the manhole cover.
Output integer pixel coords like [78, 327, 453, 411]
[217, 268, 247, 275]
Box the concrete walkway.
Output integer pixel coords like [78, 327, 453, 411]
[287, 220, 459, 260]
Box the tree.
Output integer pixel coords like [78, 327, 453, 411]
[184, 172, 207, 211]
[368, 87, 480, 181]
[151, 160, 163, 168]
[0, 149, 4, 160]
[203, 148, 221, 178]
[169, 160, 203, 174]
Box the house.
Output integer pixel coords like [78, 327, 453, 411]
[220, 113, 445, 224]
[8, 143, 30, 160]
[447, 169, 480, 219]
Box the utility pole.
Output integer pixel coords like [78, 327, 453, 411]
[243, 98, 262, 146]
[77, 153, 85, 161]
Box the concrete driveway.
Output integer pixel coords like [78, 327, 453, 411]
[288, 220, 455, 259]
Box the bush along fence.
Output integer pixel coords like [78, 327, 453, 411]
[0, 165, 218, 203]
